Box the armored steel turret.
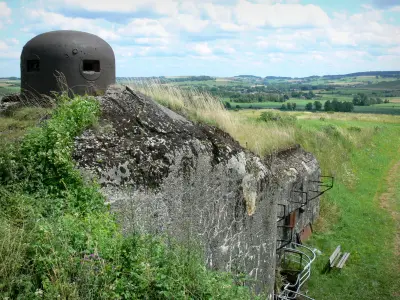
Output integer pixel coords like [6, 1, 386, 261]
[21, 30, 115, 96]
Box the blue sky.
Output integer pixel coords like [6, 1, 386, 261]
[1, 0, 399, 77]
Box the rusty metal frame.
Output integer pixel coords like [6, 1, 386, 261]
[277, 204, 287, 222]
[290, 190, 309, 207]
[308, 175, 334, 201]
[276, 224, 294, 251]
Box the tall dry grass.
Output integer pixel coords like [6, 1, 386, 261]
[127, 80, 296, 155]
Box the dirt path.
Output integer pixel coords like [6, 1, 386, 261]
[379, 151, 400, 263]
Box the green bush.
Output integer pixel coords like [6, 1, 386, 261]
[347, 126, 362, 132]
[259, 111, 297, 126]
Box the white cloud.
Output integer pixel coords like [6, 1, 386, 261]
[218, 22, 245, 32]
[257, 38, 297, 51]
[0, 40, 19, 59]
[134, 37, 169, 45]
[203, 3, 232, 23]
[179, 1, 202, 16]
[114, 45, 156, 58]
[234, 0, 330, 28]
[0, 1, 12, 29]
[256, 30, 316, 51]
[61, 0, 178, 16]
[388, 47, 400, 54]
[218, 46, 236, 54]
[175, 14, 209, 33]
[0, 2, 11, 18]
[391, 6, 400, 11]
[267, 53, 285, 63]
[6, 38, 19, 45]
[334, 50, 369, 59]
[327, 10, 400, 46]
[190, 43, 213, 55]
[26, 9, 120, 41]
[0, 40, 7, 50]
[118, 19, 170, 37]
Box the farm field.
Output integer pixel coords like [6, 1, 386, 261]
[228, 99, 400, 115]
[237, 108, 400, 299]
[0, 79, 20, 98]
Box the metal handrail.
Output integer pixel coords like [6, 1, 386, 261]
[277, 289, 315, 300]
[275, 243, 316, 300]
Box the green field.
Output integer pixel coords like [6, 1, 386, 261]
[238, 109, 400, 299]
[0, 79, 20, 98]
[228, 99, 400, 115]
[305, 119, 400, 299]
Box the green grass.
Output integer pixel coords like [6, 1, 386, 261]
[353, 104, 400, 115]
[241, 109, 400, 299]
[289, 115, 400, 299]
[0, 107, 50, 141]
[305, 123, 400, 299]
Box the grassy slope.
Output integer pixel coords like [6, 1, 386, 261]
[237, 108, 400, 298]
[0, 107, 50, 141]
[303, 120, 400, 299]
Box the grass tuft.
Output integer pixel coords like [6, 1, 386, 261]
[129, 80, 296, 155]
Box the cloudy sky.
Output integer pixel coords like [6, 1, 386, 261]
[0, 0, 399, 77]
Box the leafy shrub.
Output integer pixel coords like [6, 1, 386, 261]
[259, 111, 297, 126]
[322, 124, 341, 138]
[347, 126, 362, 132]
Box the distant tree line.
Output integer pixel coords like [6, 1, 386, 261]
[325, 99, 354, 112]
[165, 76, 216, 82]
[281, 102, 297, 110]
[323, 71, 400, 79]
[230, 92, 285, 103]
[291, 90, 315, 99]
[352, 92, 389, 106]
[305, 101, 323, 111]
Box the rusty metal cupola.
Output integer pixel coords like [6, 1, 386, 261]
[20, 30, 115, 96]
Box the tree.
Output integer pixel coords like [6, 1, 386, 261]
[332, 99, 339, 111]
[314, 101, 322, 111]
[305, 102, 313, 111]
[224, 101, 231, 109]
[286, 102, 292, 110]
[343, 102, 354, 112]
[281, 103, 287, 110]
[283, 94, 289, 101]
[324, 100, 333, 111]
[353, 92, 369, 106]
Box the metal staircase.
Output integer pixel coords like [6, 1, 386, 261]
[275, 243, 316, 300]
[274, 174, 334, 298]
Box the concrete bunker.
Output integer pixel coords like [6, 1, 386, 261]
[20, 30, 115, 96]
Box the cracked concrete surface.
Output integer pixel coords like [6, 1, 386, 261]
[73, 85, 321, 296]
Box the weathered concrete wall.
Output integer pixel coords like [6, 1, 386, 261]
[73, 85, 320, 297]
[269, 148, 321, 251]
